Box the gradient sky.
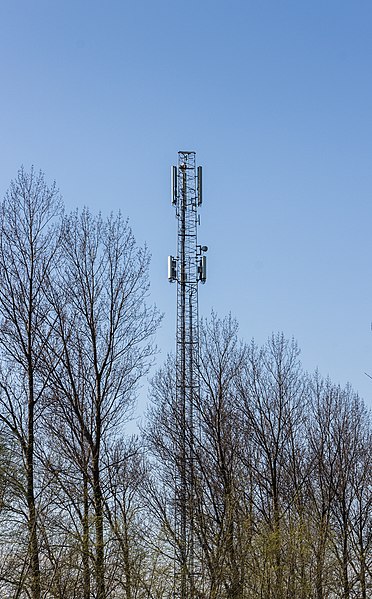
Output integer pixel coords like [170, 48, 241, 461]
[1, 1, 372, 420]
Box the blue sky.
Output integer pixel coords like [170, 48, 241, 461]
[1, 1, 372, 416]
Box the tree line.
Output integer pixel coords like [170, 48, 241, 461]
[0, 168, 370, 599]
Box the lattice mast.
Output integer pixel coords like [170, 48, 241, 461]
[168, 151, 207, 599]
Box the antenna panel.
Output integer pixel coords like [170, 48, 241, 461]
[197, 166, 202, 205]
[171, 166, 177, 205]
[168, 255, 177, 282]
[199, 255, 207, 283]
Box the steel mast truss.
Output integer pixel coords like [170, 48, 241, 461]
[168, 151, 206, 599]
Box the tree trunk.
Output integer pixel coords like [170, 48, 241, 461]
[93, 449, 105, 599]
[359, 551, 366, 599]
[82, 469, 91, 599]
[273, 479, 283, 599]
[342, 527, 350, 599]
[27, 351, 40, 599]
[122, 508, 132, 599]
[315, 515, 327, 599]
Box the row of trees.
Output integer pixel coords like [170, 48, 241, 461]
[0, 168, 371, 598]
[0, 168, 160, 598]
[147, 317, 371, 599]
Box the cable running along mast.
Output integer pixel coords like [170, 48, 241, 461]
[168, 151, 207, 599]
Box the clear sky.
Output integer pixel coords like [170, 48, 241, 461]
[1, 1, 372, 417]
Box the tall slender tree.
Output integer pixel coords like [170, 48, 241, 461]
[44, 208, 160, 599]
[0, 167, 61, 599]
[238, 333, 308, 599]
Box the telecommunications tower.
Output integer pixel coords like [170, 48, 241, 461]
[168, 151, 207, 599]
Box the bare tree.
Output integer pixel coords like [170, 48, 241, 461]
[44, 208, 160, 599]
[0, 167, 61, 599]
[349, 422, 372, 599]
[143, 354, 181, 599]
[238, 333, 308, 599]
[194, 313, 247, 599]
[304, 374, 372, 599]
